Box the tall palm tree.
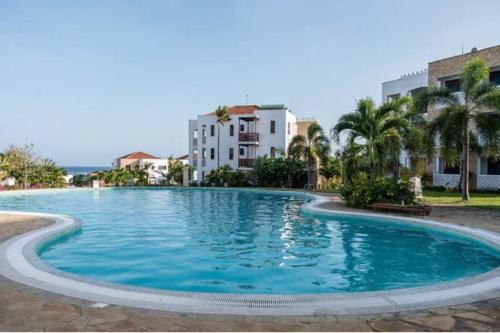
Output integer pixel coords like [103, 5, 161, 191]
[214, 105, 231, 168]
[387, 96, 427, 182]
[331, 98, 407, 183]
[416, 57, 500, 200]
[288, 123, 330, 188]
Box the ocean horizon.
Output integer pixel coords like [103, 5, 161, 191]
[63, 166, 110, 175]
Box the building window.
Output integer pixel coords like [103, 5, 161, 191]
[444, 79, 461, 93]
[490, 70, 500, 86]
[270, 120, 276, 134]
[239, 147, 245, 156]
[159, 165, 167, 170]
[210, 125, 215, 136]
[229, 124, 234, 136]
[287, 122, 291, 135]
[210, 148, 215, 160]
[202, 171, 206, 181]
[240, 124, 244, 132]
[270, 147, 276, 158]
[443, 165, 460, 175]
[202, 127, 206, 144]
[125, 165, 131, 170]
[202, 148, 206, 159]
[229, 148, 234, 160]
[485, 158, 500, 175]
[387, 93, 400, 102]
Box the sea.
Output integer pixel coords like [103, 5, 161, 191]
[63, 166, 110, 175]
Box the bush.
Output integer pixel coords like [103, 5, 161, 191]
[252, 156, 307, 188]
[204, 165, 251, 187]
[340, 177, 416, 208]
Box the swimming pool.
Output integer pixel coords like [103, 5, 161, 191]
[0, 188, 498, 296]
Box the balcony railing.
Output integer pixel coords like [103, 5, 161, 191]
[238, 158, 255, 168]
[239, 132, 259, 142]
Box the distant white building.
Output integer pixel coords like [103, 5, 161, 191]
[113, 151, 169, 185]
[188, 104, 316, 184]
[381, 70, 428, 169]
[0, 177, 16, 187]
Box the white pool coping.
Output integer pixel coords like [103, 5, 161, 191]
[0, 189, 499, 315]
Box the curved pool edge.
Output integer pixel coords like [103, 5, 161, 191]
[0, 193, 499, 316]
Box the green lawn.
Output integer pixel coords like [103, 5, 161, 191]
[422, 190, 500, 210]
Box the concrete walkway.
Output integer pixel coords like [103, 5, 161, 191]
[0, 198, 499, 331]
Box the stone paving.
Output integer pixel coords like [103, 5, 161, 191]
[0, 197, 499, 331]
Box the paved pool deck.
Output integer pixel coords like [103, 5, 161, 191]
[0, 195, 499, 331]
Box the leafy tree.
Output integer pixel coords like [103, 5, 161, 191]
[28, 159, 66, 187]
[288, 123, 330, 187]
[214, 105, 231, 168]
[2, 143, 36, 189]
[331, 98, 407, 183]
[0, 153, 9, 181]
[416, 57, 500, 200]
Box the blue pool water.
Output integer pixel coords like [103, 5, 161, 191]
[0, 188, 499, 294]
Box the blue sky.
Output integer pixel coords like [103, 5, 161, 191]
[1, 0, 499, 166]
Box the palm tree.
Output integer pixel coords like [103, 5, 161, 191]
[288, 123, 330, 188]
[387, 96, 427, 182]
[416, 57, 500, 200]
[319, 156, 342, 180]
[331, 98, 407, 183]
[214, 105, 231, 168]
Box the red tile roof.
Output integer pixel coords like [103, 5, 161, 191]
[176, 154, 189, 160]
[118, 151, 160, 160]
[205, 105, 260, 116]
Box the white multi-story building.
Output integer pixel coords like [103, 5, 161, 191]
[381, 70, 428, 170]
[188, 104, 315, 183]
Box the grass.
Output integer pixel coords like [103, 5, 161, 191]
[422, 190, 500, 211]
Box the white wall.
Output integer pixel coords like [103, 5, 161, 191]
[189, 107, 300, 183]
[381, 70, 428, 102]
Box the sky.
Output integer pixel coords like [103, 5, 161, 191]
[1, 0, 499, 166]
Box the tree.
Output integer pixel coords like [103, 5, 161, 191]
[331, 98, 406, 183]
[2, 143, 36, 189]
[319, 156, 342, 180]
[416, 57, 500, 200]
[28, 159, 66, 188]
[0, 153, 9, 181]
[386, 96, 427, 182]
[288, 123, 330, 188]
[166, 158, 194, 184]
[214, 105, 231, 168]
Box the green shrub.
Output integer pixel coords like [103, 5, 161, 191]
[204, 165, 251, 187]
[340, 177, 416, 208]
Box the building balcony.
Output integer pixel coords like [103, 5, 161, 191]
[193, 138, 198, 146]
[239, 132, 259, 143]
[238, 158, 255, 168]
[202, 159, 206, 167]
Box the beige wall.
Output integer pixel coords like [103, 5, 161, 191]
[428, 45, 500, 121]
[296, 119, 319, 137]
[427, 45, 500, 189]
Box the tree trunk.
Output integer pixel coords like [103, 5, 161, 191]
[462, 116, 470, 201]
[307, 150, 311, 188]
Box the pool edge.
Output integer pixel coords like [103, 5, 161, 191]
[0, 192, 499, 316]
